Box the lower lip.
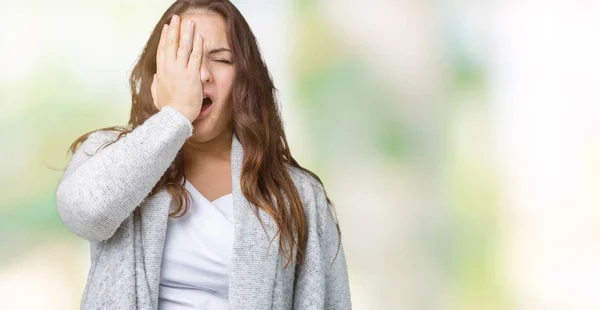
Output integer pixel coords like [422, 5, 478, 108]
[192, 102, 213, 125]
[198, 102, 213, 118]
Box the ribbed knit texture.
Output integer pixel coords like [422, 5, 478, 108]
[55, 106, 351, 309]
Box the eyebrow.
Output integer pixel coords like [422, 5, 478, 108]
[208, 48, 232, 54]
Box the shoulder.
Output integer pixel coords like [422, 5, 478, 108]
[286, 165, 332, 219]
[77, 129, 121, 156]
[86, 129, 120, 144]
[286, 165, 326, 199]
[286, 165, 343, 256]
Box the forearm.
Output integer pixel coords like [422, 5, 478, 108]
[55, 106, 192, 241]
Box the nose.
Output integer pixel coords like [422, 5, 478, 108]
[200, 57, 213, 84]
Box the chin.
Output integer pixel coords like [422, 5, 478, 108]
[190, 121, 229, 143]
[191, 125, 216, 143]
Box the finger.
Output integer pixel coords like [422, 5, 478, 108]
[156, 24, 168, 74]
[188, 32, 203, 71]
[166, 15, 180, 65]
[177, 19, 195, 66]
[151, 74, 158, 109]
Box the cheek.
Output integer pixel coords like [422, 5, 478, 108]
[215, 70, 236, 93]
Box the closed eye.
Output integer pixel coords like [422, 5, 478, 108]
[214, 59, 233, 64]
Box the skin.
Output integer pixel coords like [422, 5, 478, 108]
[152, 11, 235, 201]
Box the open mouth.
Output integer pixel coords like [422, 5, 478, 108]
[201, 96, 213, 112]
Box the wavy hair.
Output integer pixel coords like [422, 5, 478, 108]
[67, 0, 340, 268]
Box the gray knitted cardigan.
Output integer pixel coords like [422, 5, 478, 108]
[55, 106, 351, 309]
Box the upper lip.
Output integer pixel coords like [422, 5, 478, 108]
[203, 91, 213, 100]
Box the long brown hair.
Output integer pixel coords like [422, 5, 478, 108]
[67, 0, 340, 268]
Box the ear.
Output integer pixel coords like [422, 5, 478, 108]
[151, 74, 158, 109]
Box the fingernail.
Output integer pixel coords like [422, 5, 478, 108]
[189, 20, 194, 28]
[172, 15, 179, 23]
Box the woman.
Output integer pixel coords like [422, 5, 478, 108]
[55, 0, 351, 309]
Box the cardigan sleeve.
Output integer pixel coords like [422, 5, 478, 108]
[55, 106, 192, 241]
[293, 181, 352, 309]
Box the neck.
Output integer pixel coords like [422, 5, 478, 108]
[183, 127, 233, 166]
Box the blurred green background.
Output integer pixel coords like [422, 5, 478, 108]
[1, 1, 599, 309]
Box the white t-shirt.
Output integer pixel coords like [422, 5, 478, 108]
[158, 180, 234, 309]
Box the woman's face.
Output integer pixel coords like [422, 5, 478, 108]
[180, 10, 235, 142]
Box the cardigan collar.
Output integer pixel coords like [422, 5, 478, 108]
[139, 133, 281, 309]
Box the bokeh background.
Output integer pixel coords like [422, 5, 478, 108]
[1, 0, 599, 309]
